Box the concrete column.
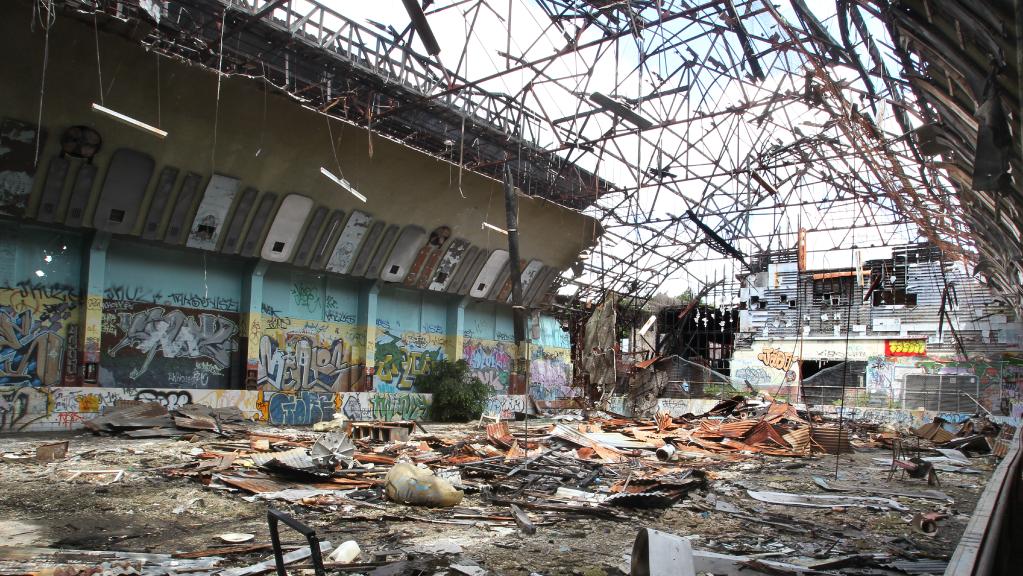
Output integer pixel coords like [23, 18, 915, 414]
[359, 281, 381, 389]
[446, 296, 469, 361]
[81, 232, 110, 384]
[243, 260, 268, 389]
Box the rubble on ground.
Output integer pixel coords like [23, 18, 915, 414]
[0, 396, 1014, 575]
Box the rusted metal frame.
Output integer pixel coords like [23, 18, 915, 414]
[765, 1, 970, 260]
[226, 0, 537, 140]
[451, 0, 484, 79]
[371, 0, 725, 125]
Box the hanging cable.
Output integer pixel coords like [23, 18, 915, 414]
[33, 0, 55, 166]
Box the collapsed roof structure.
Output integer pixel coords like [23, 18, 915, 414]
[60, 0, 1020, 314]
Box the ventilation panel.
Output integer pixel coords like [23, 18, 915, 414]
[455, 249, 490, 295]
[93, 148, 153, 234]
[261, 193, 313, 262]
[379, 225, 427, 282]
[470, 250, 509, 298]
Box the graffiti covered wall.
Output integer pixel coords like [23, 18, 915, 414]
[100, 300, 242, 388]
[1, 281, 79, 388]
[529, 345, 574, 401]
[463, 338, 519, 393]
[256, 320, 365, 392]
[372, 328, 446, 392]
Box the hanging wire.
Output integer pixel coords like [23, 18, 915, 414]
[93, 10, 103, 105]
[211, 1, 230, 170]
[33, 0, 55, 166]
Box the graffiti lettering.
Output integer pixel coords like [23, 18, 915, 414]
[168, 293, 239, 312]
[0, 386, 51, 431]
[290, 283, 320, 313]
[0, 307, 68, 387]
[135, 389, 193, 411]
[373, 331, 444, 392]
[529, 346, 573, 400]
[463, 340, 513, 393]
[734, 366, 771, 386]
[260, 390, 335, 426]
[757, 347, 798, 371]
[258, 333, 359, 392]
[107, 307, 239, 379]
[485, 395, 526, 419]
[261, 304, 291, 330]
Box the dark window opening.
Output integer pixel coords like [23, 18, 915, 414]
[812, 276, 854, 307]
[271, 241, 285, 253]
[108, 209, 125, 223]
[389, 265, 401, 275]
[872, 289, 917, 307]
[196, 224, 216, 237]
[477, 283, 487, 292]
[435, 272, 448, 284]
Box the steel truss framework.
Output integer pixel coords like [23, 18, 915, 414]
[57, 0, 1021, 316]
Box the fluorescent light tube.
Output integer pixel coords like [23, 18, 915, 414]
[91, 103, 167, 138]
[320, 167, 367, 202]
[481, 222, 508, 235]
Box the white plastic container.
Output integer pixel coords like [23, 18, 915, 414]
[328, 540, 361, 564]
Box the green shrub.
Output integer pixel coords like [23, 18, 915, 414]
[416, 359, 492, 422]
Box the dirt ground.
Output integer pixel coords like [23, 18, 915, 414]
[0, 426, 995, 575]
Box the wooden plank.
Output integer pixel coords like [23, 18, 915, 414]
[414, 237, 452, 289]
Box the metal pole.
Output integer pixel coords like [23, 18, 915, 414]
[504, 164, 529, 460]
